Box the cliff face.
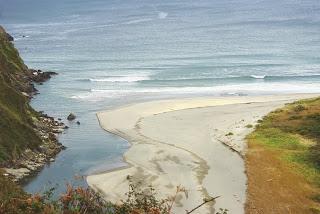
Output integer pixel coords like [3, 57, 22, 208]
[0, 26, 14, 42]
[0, 26, 42, 163]
[0, 26, 64, 180]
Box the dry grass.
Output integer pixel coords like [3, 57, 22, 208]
[245, 141, 318, 214]
[245, 97, 320, 214]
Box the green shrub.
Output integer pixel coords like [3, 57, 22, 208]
[0, 174, 224, 214]
[293, 104, 306, 112]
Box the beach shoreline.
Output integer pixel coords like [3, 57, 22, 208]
[87, 93, 319, 213]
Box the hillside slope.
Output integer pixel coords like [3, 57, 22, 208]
[246, 97, 320, 213]
[0, 26, 64, 181]
[0, 26, 42, 163]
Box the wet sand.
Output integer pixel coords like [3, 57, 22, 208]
[87, 94, 318, 214]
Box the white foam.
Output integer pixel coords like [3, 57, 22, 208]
[71, 82, 320, 102]
[250, 75, 266, 79]
[158, 12, 168, 19]
[89, 75, 150, 83]
[124, 18, 153, 25]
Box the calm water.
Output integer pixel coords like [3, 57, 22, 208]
[1, 0, 320, 195]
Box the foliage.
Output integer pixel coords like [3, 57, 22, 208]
[0, 173, 224, 214]
[115, 181, 171, 214]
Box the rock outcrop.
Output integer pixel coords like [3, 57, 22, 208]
[67, 113, 76, 121]
[0, 26, 14, 41]
[0, 26, 64, 182]
[28, 69, 57, 83]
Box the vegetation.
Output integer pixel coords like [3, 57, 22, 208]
[0, 26, 42, 165]
[225, 132, 233, 136]
[245, 124, 253, 128]
[247, 97, 320, 212]
[0, 173, 224, 214]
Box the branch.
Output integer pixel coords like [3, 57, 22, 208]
[186, 196, 221, 214]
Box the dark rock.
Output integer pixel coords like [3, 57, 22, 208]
[49, 133, 57, 141]
[28, 69, 58, 83]
[6, 33, 14, 41]
[76, 121, 80, 125]
[67, 113, 76, 121]
[64, 126, 69, 129]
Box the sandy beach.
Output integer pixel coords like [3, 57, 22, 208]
[87, 94, 319, 214]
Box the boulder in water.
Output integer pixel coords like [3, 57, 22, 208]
[67, 113, 76, 121]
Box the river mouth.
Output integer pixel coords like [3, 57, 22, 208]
[1, 0, 318, 198]
[23, 99, 130, 196]
[87, 94, 318, 213]
[22, 82, 210, 196]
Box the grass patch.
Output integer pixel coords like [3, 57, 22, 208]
[310, 207, 320, 214]
[284, 152, 320, 186]
[249, 128, 305, 150]
[248, 97, 320, 208]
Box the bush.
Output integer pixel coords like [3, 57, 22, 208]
[0, 175, 224, 214]
[293, 104, 306, 112]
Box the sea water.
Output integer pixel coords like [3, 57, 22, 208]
[1, 0, 320, 195]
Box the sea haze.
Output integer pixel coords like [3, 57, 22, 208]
[1, 0, 320, 195]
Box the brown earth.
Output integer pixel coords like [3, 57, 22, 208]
[245, 142, 318, 214]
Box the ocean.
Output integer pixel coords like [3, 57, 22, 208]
[1, 0, 320, 195]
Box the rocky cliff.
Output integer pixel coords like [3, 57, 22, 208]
[0, 26, 64, 182]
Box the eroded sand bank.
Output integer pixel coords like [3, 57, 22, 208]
[87, 94, 318, 214]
